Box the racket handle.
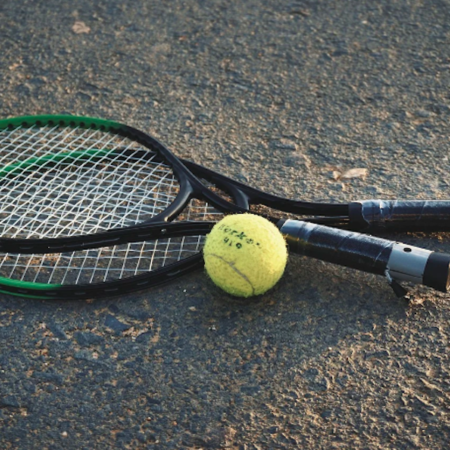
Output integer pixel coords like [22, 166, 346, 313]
[278, 219, 450, 294]
[349, 200, 450, 231]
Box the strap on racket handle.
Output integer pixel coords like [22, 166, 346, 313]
[349, 200, 450, 231]
[278, 219, 450, 295]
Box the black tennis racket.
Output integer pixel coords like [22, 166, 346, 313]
[0, 114, 448, 299]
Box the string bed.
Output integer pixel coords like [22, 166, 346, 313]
[0, 124, 224, 285]
[0, 198, 222, 285]
[0, 124, 179, 238]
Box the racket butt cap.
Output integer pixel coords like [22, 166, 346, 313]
[423, 252, 450, 292]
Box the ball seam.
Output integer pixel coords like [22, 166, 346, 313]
[205, 253, 255, 296]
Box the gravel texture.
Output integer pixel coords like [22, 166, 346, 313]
[1, 0, 450, 448]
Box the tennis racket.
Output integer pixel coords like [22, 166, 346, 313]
[0, 114, 448, 299]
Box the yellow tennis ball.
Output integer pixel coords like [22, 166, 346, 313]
[203, 214, 288, 297]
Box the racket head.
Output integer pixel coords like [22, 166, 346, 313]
[0, 115, 242, 234]
[0, 217, 220, 300]
[0, 242, 205, 300]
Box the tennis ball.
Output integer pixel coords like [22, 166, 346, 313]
[203, 214, 288, 297]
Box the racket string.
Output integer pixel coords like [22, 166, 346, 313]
[0, 125, 181, 238]
[10, 137, 149, 231]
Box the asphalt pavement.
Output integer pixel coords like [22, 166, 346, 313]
[1, 1, 450, 448]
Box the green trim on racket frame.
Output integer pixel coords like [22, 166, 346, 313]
[0, 277, 61, 290]
[0, 277, 62, 300]
[0, 114, 126, 133]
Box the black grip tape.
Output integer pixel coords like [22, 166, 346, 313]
[279, 219, 393, 276]
[349, 200, 450, 231]
[423, 252, 450, 292]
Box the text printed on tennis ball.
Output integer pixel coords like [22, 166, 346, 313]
[218, 224, 262, 250]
